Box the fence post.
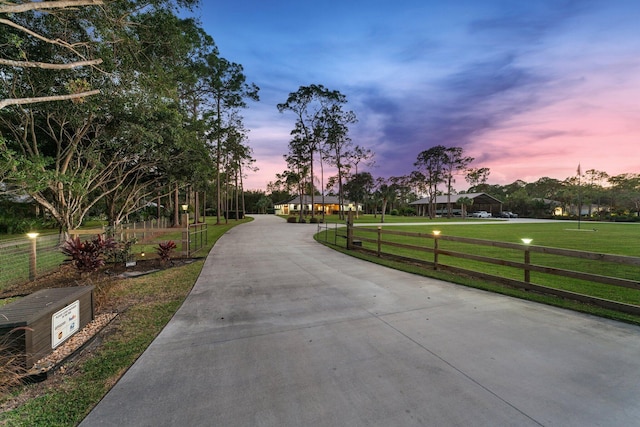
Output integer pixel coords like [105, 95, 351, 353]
[377, 226, 382, 257]
[521, 238, 532, 283]
[27, 233, 39, 281]
[182, 227, 189, 258]
[432, 230, 441, 270]
[346, 211, 354, 249]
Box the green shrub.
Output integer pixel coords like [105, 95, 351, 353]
[0, 217, 56, 235]
[309, 217, 319, 223]
[390, 209, 399, 216]
[287, 216, 297, 223]
[105, 237, 138, 264]
[399, 207, 416, 216]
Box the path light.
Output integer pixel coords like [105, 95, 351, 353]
[26, 232, 39, 281]
[181, 204, 189, 228]
[432, 230, 441, 270]
[521, 238, 532, 283]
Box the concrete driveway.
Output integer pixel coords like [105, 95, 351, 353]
[81, 215, 640, 426]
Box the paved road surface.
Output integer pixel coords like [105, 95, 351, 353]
[81, 215, 640, 426]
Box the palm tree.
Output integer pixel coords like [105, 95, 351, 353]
[458, 196, 474, 219]
[376, 180, 397, 223]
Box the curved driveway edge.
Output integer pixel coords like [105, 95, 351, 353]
[81, 215, 640, 426]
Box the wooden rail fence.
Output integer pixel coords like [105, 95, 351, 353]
[70, 220, 208, 258]
[318, 220, 640, 316]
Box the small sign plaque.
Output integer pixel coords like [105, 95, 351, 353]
[51, 300, 80, 349]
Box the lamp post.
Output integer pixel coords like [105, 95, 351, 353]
[181, 204, 189, 227]
[433, 230, 441, 270]
[521, 238, 532, 283]
[27, 232, 39, 281]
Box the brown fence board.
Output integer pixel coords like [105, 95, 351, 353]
[527, 264, 640, 290]
[529, 245, 640, 266]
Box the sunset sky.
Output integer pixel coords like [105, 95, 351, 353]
[190, 1, 640, 191]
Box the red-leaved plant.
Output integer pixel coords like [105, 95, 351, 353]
[61, 234, 117, 273]
[157, 241, 177, 264]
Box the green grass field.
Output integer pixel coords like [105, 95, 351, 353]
[283, 213, 476, 224]
[388, 221, 638, 254]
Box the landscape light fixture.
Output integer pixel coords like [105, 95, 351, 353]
[432, 230, 441, 270]
[521, 238, 533, 245]
[27, 232, 39, 281]
[181, 204, 188, 212]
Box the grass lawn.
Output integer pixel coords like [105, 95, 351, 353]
[282, 213, 479, 224]
[386, 221, 639, 255]
[0, 217, 252, 426]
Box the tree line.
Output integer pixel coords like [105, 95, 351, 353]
[264, 97, 639, 222]
[338, 166, 639, 221]
[0, 0, 258, 232]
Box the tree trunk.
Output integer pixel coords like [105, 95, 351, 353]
[194, 191, 200, 224]
[381, 199, 388, 223]
[310, 147, 315, 220]
[240, 167, 246, 219]
[173, 183, 180, 227]
[216, 99, 222, 225]
[235, 168, 240, 220]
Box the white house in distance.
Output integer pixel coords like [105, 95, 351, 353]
[274, 195, 362, 216]
[410, 192, 503, 217]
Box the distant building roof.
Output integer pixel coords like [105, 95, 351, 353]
[410, 192, 503, 205]
[275, 195, 357, 206]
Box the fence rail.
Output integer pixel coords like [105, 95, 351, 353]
[317, 220, 640, 316]
[69, 218, 171, 242]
